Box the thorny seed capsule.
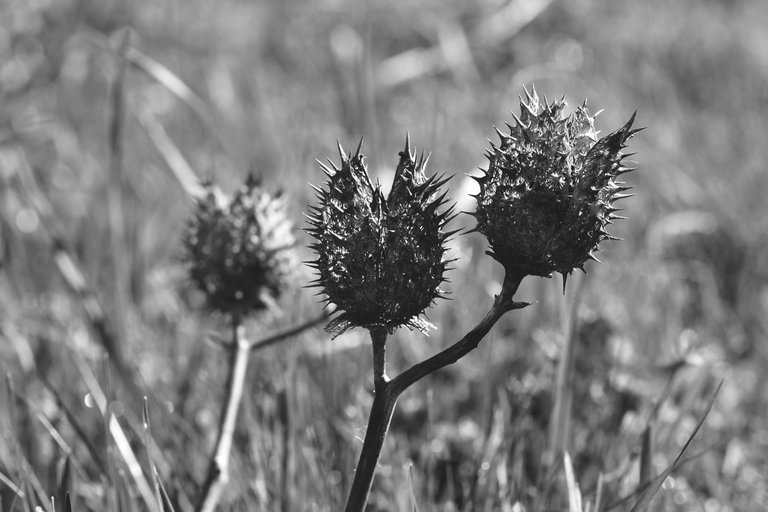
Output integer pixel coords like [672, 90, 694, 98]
[307, 137, 455, 336]
[472, 86, 640, 287]
[183, 175, 297, 315]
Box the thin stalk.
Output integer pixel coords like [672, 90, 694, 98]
[345, 327, 395, 512]
[389, 271, 527, 397]
[196, 315, 250, 512]
[344, 272, 528, 512]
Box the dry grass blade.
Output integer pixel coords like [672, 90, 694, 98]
[563, 452, 582, 512]
[78, 27, 213, 127]
[638, 423, 653, 489]
[142, 397, 165, 512]
[154, 467, 177, 512]
[473, 0, 555, 46]
[12, 148, 137, 393]
[11, 391, 88, 481]
[593, 473, 605, 512]
[39, 375, 107, 475]
[135, 107, 206, 200]
[109, 414, 158, 511]
[408, 463, 419, 512]
[106, 28, 131, 349]
[5, 375, 50, 511]
[549, 274, 585, 463]
[55, 457, 72, 512]
[628, 380, 723, 512]
[0, 468, 24, 501]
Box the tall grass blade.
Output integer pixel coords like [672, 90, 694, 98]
[628, 380, 723, 512]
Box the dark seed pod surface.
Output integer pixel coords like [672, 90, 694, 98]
[473, 86, 640, 282]
[183, 175, 297, 315]
[307, 138, 454, 336]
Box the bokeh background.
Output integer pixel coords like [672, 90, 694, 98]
[1, 0, 767, 510]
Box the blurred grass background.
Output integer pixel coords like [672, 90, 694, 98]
[0, 0, 767, 510]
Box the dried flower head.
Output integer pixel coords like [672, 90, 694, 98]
[183, 175, 297, 315]
[307, 137, 455, 336]
[473, 86, 639, 284]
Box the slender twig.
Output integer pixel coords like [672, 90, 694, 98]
[196, 315, 249, 512]
[248, 313, 327, 352]
[344, 271, 528, 512]
[196, 313, 324, 511]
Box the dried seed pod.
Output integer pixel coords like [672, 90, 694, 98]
[473, 86, 639, 285]
[307, 138, 455, 336]
[183, 175, 297, 315]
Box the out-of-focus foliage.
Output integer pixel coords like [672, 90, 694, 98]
[0, 0, 767, 510]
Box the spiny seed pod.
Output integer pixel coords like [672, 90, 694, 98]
[183, 175, 297, 315]
[307, 137, 455, 336]
[473, 86, 640, 285]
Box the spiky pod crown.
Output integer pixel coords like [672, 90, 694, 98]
[307, 138, 454, 336]
[473, 87, 639, 283]
[183, 175, 297, 315]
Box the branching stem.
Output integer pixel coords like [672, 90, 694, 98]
[196, 312, 323, 511]
[344, 271, 528, 512]
[196, 315, 249, 512]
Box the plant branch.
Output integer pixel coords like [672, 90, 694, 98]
[389, 271, 528, 397]
[248, 313, 327, 353]
[344, 271, 529, 512]
[196, 315, 250, 512]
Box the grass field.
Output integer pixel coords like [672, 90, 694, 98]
[1, 0, 767, 510]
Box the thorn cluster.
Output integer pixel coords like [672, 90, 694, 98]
[306, 137, 456, 336]
[183, 175, 298, 315]
[472, 86, 640, 287]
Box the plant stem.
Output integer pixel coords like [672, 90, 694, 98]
[344, 272, 528, 512]
[345, 327, 397, 512]
[196, 315, 250, 512]
[389, 271, 527, 397]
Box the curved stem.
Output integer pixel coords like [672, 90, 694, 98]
[196, 315, 249, 512]
[344, 272, 528, 512]
[389, 271, 526, 397]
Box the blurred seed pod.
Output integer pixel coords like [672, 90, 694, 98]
[473, 86, 640, 285]
[183, 175, 297, 315]
[307, 137, 455, 336]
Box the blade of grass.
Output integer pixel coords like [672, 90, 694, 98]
[0, 468, 24, 500]
[134, 107, 206, 200]
[5, 375, 50, 511]
[109, 414, 158, 511]
[12, 148, 137, 394]
[564, 451, 582, 512]
[153, 467, 177, 512]
[593, 472, 605, 512]
[11, 390, 88, 481]
[106, 28, 132, 347]
[39, 374, 107, 475]
[142, 398, 164, 512]
[639, 423, 653, 490]
[549, 274, 585, 464]
[621, 379, 723, 512]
